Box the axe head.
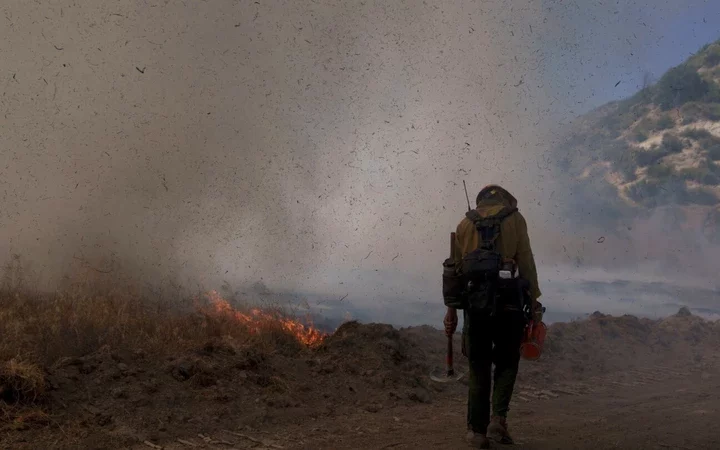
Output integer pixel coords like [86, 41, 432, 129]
[429, 366, 467, 383]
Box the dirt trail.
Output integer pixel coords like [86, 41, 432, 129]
[140, 355, 720, 450]
[300, 364, 720, 450]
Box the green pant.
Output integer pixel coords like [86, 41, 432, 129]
[462, 309, 525, 433]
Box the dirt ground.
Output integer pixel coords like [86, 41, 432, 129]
[121, 354, 720, 450]
[276, 360, 720, 450]
[3, 310, 720, 450]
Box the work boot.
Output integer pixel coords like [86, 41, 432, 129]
[487, 416, 514, 444]
[465, 430, 490, 449]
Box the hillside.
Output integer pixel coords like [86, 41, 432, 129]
[554, 40, 720, 240]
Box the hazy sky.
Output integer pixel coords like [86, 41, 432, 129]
[1, 0, 719, 319]
[543, 0, 719, 119]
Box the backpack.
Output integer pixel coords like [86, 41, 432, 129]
[461, 206, 518, 313]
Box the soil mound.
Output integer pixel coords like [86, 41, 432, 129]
[318, 321, 428, 377]
[312, 321, 437, 404]
[520, 308, 720, 385]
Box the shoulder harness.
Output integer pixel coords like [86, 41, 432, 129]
[465, 206, 518, 251]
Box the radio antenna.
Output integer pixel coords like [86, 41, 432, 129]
[462, 180, 471, 211]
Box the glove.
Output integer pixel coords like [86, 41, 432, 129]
[532, 301, 544, 323]
[443, 308, 458, 337]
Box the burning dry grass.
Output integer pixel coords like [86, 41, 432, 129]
[0, 287, 324, 363]
[203, 290, 326, 347]
[0, 280, 327, 413]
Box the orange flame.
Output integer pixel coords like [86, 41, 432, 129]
[203, 290, 327, 347]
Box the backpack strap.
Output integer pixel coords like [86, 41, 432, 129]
[465, 207, 518, 251]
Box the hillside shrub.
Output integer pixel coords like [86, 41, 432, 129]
[646, 163, 673, 179]
[656, 113, 675, 130]
[680, 127, 712, 141]
[705, 83, 720, 103]
[702, 171, 720, 185]
[680, 167, 710, 183]
[626, 180, 661, 204]
[632, 130, 648, 142]
[634, 135, 684, 167]
[601, 111, 638, 135]
[635, 146, 667, 167]
[601, 140, 630, 161]
[708, 143, 720, 160]
[614, 153, 638, 182]
[681, 102, 720, 123]
[654, 64, 710, 110]
[702, 43, 720, 67]
[660, 133, 685, 153]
